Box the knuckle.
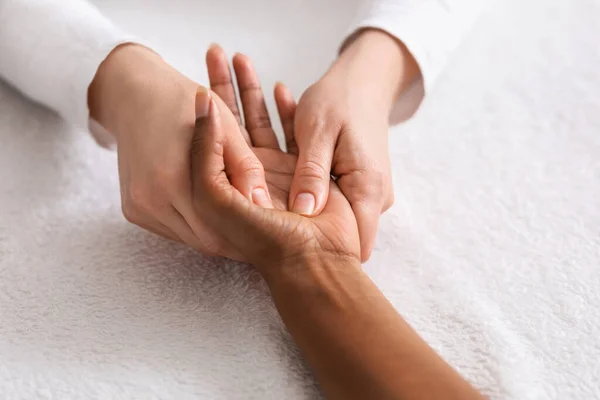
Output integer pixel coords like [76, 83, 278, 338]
[370, 168, 387, 189]
[297, 110, 327, 137]
[296, 160, 328, 180]
[121, 202, 138, 224]
[153, 166, 179, 195]
[344, 167, 387, 205]
[236, 154, 264, 177]
[127, 184, 160, 214]
[250, 113, 272, 129]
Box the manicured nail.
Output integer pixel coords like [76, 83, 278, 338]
[252, 188, 272, 209]
[195, 87, 211, 118]
[292, 193, 315, 215]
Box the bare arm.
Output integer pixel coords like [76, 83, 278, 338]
[195, 51, 485, 400]
[262, 255, 485, 400]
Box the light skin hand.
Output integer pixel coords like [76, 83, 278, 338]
[87, 43, 295, 260]
[289, 29, 421, 260]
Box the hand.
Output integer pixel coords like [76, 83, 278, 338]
[190, 87, 360, 271]
[88, 44, 276, 258]
[204, 45, 299, 211]
[289, 29, 420, 260]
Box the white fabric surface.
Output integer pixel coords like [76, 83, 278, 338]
[1, 0, 599, 398]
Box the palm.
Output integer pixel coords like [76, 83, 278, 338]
[257, 148, 358, 254]
[254, 148, 294, 210]
[205, 45, 359, 260]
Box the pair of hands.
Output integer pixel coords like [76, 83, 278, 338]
[90, 31, 411, 263]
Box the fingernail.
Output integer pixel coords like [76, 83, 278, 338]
[208, 43, 220, 50]
[292, 193, 315, 215]
[252, 188, 272, 209]
[195, 87, 211, 118]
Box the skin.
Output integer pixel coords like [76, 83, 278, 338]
[191, 74, 485, 399]
[89, 28, 419, 261]
[88, 44, 296, 260]
[91, 39, 484, 399]
[289, 28, 421, 260]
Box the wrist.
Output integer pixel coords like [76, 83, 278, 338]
[260, 252, 362, 295]
[329, 28, 420, 111]
[88, 43, 190, 136]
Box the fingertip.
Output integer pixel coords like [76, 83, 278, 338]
[289, 182, 329, 217]
[251, 187, 274, 209]
[195, 86, 212, 119]
[274, 81, 285, 92]
[206, 43, 225, 61]
[352, 205, 380, 263]
[274, 82, 291, 98]
[208, 42, 221, 51]
[232, 52, 251, 69]
[291, 192, 316, 216]
[360, 242, 374, 263]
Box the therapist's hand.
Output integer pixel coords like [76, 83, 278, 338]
[88, 44, 276, 256]
[289, 29, 420, 260]
[88, 43, 300, 259]
[191, 87, 360, 270]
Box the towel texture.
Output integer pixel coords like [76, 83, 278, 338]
[0, 0, 599, 399]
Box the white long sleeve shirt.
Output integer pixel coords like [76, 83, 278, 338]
[0, 0, 483, 132]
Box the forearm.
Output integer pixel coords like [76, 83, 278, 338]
[88, 42, 197, 143]
[262, 255, 484, 400]
[0, 0, 133, 129]
[333, 28, 420, 111]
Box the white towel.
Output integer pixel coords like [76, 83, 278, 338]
[0, 0, 599, 398]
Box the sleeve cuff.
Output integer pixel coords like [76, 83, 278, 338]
[342, 0, 483, 124]
[0, 0, 148, 142]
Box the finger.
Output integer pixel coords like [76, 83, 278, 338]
[288, 114, 336, 216]
[232, 53, 279, 149]
[206, 44, 252, 144]
[274, 82, 298, 155]
[336, 173, 385, 261]
[192, 87, 273, 209]
[352, 202, 381, 262]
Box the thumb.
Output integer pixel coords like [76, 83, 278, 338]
[192, 87, 273, 209]
[289, 119, 336, 216]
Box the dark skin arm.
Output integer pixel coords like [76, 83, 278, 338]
[265, 255, 483, 400]
[197, 49, 485, 400]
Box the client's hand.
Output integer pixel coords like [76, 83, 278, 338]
[192, 85, 485, 400]
[204, 45, 299, 210]
[191, 86, 360, 269]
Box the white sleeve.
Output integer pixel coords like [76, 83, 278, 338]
[345, 0, 485, 123]
[0, 0, 136, 131]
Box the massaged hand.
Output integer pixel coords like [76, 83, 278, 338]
[88, 43, 297, 258]
[204, 45, 299, 211]
[191, 86, 361, 269]
[289, 29, 420, 260]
